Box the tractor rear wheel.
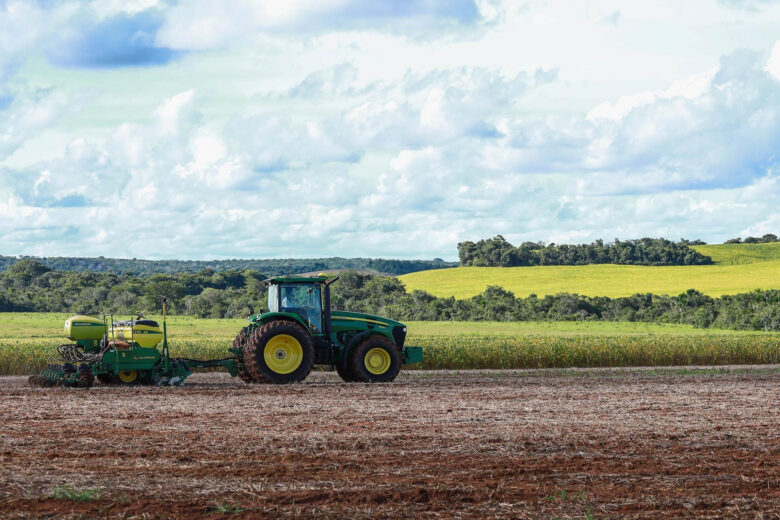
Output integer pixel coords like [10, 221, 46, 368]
[350, 336, 401, 383]
[232, 329, 256, 383]
[244, 321, 314, 384]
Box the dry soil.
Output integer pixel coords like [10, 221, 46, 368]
[0, 368, 778, 519]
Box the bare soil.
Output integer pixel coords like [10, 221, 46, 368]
[0, 368, 778, 519]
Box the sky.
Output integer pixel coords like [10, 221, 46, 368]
[0, 0, 779, 261]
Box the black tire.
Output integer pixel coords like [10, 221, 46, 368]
[96, 373, 116, 385]
[336, 354, 358, 382]
[244, 321, 314, 384]
[78, 371, 94, 388]
[233, 328, 257, 383]
[349, 336, 401, 383]
[137, 370, 156, 386]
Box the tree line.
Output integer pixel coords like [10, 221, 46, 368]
[1, 260, 777, 331]
[4, 235, 774, 277]
[0, 255, 457, 277]
[458, 236, 713, 267]
[725, 234, 778, 244]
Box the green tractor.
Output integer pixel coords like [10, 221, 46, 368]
[231, 275, 422, 383]
[28, 274, 422, 387]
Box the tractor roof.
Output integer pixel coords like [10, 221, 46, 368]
[266, 275, 330, 284]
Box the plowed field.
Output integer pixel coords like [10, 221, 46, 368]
[1, 369, 778, 519]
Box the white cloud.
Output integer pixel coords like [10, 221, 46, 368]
[155, 0, 486, 50]
[1, 3, 780, 259]
[587, 69, 715, 122]
[154, 89, 198, 136]
[3, 41, 777, 256]
[0, 88, 70, 158]
[767, 40, 780, 79]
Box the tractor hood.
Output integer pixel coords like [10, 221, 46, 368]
[331, 311, 404, 329]
[331, 311, 407, 347]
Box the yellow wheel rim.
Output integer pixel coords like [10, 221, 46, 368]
[118, 370, 138, 383]
[364, 347, 391, 375]
[264, 334, 303, 374]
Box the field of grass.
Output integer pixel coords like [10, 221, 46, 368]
[692, 242, 780, 264]
[399, 243, 780, 299]
[399, 262, 780, 299]
[1, 313, 777, 376]
[406, 320, 774, 337]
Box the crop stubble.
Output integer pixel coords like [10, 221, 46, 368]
[0, 369, 777, 519]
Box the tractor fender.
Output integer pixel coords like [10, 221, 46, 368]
[253, 312, 310, 332]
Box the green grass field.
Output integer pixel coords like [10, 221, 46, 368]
[1, 313, 777, 375]
[692, 242, 780, 264]
[2, 313, 766, 340]
[399, 243, 780, 299]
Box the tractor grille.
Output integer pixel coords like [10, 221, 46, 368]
[392, 326, 406, 349]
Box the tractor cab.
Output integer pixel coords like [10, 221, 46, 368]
[266, 275, 330, 334]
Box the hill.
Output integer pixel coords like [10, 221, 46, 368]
[692, 242, 780, 265]
[399, 243, 780, 299]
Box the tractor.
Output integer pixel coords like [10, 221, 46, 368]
[28, 274, 422, 387]
[231, 275, 422, 383]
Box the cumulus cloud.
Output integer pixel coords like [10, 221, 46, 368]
[3, 44, 780, 257]
[46, 9, 179, 68]
[767, 41, 780, 79]
[0, 86, 70, 158]
[156, 0, 487, 50]
[0, 1, 62, 101]
[1, 1, 779, 258]
[1, 1, 178, 73]
[220, 65, 540, 178]
[579, 49, 780, 193]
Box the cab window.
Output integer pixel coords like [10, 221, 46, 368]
[280, 284, 322, 333]
[267, 284, 279, 313]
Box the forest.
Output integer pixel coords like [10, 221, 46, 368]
[1, 260, 777, 331]
[458, 236, 712, 267]
[8, 236, 775, 276]
[0, 255, 456, 277]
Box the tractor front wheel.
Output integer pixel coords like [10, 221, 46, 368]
[244, 321, 314, 384]
[350, 337, 401, 383]
[336, 355, 358, 382]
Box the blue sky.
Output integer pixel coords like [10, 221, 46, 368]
[0, 0, 779, 260]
